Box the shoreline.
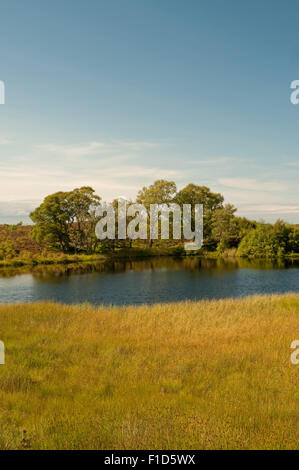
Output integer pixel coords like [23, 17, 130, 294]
[0, 247, 298, 269]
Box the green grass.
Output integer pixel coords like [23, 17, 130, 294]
[0, 252, 107, 267]
[0, 246, 182, 267]
[0, 294, 298, 449]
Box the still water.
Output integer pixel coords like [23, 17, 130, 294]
[0, 257, 298, 305]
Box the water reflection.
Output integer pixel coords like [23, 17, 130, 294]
[0, 256, 298, 281]
[0, 256, 297, 305]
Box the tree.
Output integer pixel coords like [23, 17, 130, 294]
[68, 187, 101, 253]
[211, 204, 239, 252]
[176, 184, 223, 210]
[0, 240, 15, 259]
[136, 180, 177, 207]
[176, 184, 224, 243]
[235, 216, 256, 240]
[30, 191, 73, 252]
[287, 224, 299, 253]
[30, 187, 101, 253]
[136, 180, 177, 246]
[238, 223, 281, 258]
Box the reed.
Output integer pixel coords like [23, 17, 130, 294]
[0, 294, 298, 449]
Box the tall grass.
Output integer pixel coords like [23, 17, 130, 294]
[0, 294, 298, 449]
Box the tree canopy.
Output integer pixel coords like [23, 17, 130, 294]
[30, 187, 101, 253]
[29, 180, 299, 258]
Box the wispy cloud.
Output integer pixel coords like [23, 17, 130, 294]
[242, 204, 299, 214]
[218, 178, 286, 192]
[0, 139, 182, 211]
[0, 137, 13, 145]
[0, 200, 38, 224]
[186, 156, 243, 166]
[0, 139, 298, 224]
[37, 141, 106, 157]
[235, 203, 299, 222]
[37, 140, 159, 159]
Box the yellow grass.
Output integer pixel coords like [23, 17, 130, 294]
[0, 294, 298, 449]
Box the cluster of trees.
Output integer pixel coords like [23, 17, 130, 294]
[30, 187, 101, 254]
[29, 180, 299, 257]
[238, 220, 299, 258]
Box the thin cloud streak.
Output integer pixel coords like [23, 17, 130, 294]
[218, 178, 286, 192]
[36, 140, 160, 158]
[0, 139, 298, 223]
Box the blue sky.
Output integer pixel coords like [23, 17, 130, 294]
[0, 0, 299, 223]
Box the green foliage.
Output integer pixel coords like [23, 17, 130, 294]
[287, 224, 299, 253]
[137, 180, 177, 207]
[211, 204, 238, 253]
[26, 180, 298, 258]
[238, 222, 283, 258]
[176, 184, 224, 239]
[238, 220, 299, 258]
[136, 180, 177, 247]
[170, 245, 186, 256]
[30, 191, 73, 252]
[30, 187, 101, 253]
[0, 240, 16, 260]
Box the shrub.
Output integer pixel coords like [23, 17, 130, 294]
[0, 240, 16, 259]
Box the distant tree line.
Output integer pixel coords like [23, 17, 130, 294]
[29, 180, 299, 258]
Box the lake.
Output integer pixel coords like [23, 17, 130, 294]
[0, 257, 298, 305]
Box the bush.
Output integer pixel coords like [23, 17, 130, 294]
[170, 245, 186, 256]
[238, 223, 282, 258]
[0, 240, 16, 259]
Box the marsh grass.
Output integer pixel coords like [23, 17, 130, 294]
[0, 295, 298, 449]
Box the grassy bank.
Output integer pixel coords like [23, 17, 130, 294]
[1, 248, 298, 268]
[0, 246, 178, 267]
[0, 223, 192, 266]
[0, 224, 298, 266]
[0, 295, 298, 449]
